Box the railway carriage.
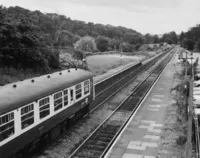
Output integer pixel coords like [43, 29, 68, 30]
[0, 68, 94, 158]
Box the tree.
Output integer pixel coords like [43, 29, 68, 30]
[119, 42, 134, 52]
[194, 41, 200, 51]
[179, 25, 200, 51]
[153, 35, 159, 43]
[183, 38, 195, 50]
[0, 12, 60, 71]
[109, 37, 120, 50]
[144, 33, 154, 44]
[74, 36, 96, 52]
[54, 30, 78, 47]
[95, 36, 109, 52]
[161, 31, 178, 44]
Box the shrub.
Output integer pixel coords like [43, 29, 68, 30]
[95, 36, 109, 52]
[74, 36, 97, 52]
[176, 135, 187, 145]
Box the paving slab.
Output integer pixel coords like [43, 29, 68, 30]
[105, 50, 178, 158]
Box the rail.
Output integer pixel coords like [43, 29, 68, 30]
[94, 47, 173, 97]
[68, 49, 175, 158]
[89, 48, 175, 114]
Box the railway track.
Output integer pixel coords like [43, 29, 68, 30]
[94, 48, 173, 97]
[69, 49, 175, 158]
[90, 48, 174, 113]
[35, 48, 175, 158]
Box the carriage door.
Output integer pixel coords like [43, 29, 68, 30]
[70, 88, 74, 104]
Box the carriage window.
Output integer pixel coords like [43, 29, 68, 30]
[39, 97, 50, 119]
[54, 92, 63, 111]
[84, 80, 90, 95]
[75, 84, 82, 100]
[21, 104, 34, 129]
[0, 112, 14, 142]
[70, 89, 74, 101]
[63, 89, 68, 106]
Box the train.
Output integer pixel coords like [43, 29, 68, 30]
[0, 47, 172, 157]
[0, 68, 94, 158]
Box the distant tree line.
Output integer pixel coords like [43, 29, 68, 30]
[144, 31, 178, 45]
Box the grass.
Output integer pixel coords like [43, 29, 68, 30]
[86, 54, 143, 76]
[0, 47, 162, 85]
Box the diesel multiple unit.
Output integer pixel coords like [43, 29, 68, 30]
[0, 68, 94, 157]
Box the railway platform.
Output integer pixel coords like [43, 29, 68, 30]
[105, 51, 179, 158]
[94, 50, 162, 84]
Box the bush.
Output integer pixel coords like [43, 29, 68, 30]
[176, 135, 187, 145]
[95, 36, 109, 52]
[73, 49, 84, 60]
[120, 42, 135, 52]
[74, 36, 97, 52]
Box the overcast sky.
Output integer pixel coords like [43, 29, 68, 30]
[1, 0, 200, 35]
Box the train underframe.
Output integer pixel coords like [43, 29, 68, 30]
[9, 104, 90, 158]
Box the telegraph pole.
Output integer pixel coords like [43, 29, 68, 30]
[185, 51, 188, 77]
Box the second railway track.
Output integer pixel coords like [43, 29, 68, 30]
[90, 47, 174, 113]
[36, 47, 176, 158]
[69, 48, 175, 158]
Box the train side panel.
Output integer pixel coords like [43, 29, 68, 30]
[0, 77, 93, 158]
[0, 92, 93, 158]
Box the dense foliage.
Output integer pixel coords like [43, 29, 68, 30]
[2, 5, 199, 74]
[0, 6, 60, 71]
[179, 25, 200, 51]
[0, 5, 152, 72]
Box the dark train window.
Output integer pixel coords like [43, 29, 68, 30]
[75, 84, 82, 100]
[70, 89, 74, 101]
[39, 97, 50, 119]
[21, 104, 34, 129]
[84, 80, 90, 95]
[63, 89, 68, 106]
[54, 91, 63, 111]
[0, 112, 15, 142]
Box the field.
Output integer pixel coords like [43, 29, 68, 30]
[0, 50, 160, 85]
[86, 54, 145, 76]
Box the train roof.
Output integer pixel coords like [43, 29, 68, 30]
[0, 68, 93, 115]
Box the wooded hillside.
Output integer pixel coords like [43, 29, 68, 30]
[0, 5, 147, 71]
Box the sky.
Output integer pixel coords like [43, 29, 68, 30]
[1, 0, 200, 35]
